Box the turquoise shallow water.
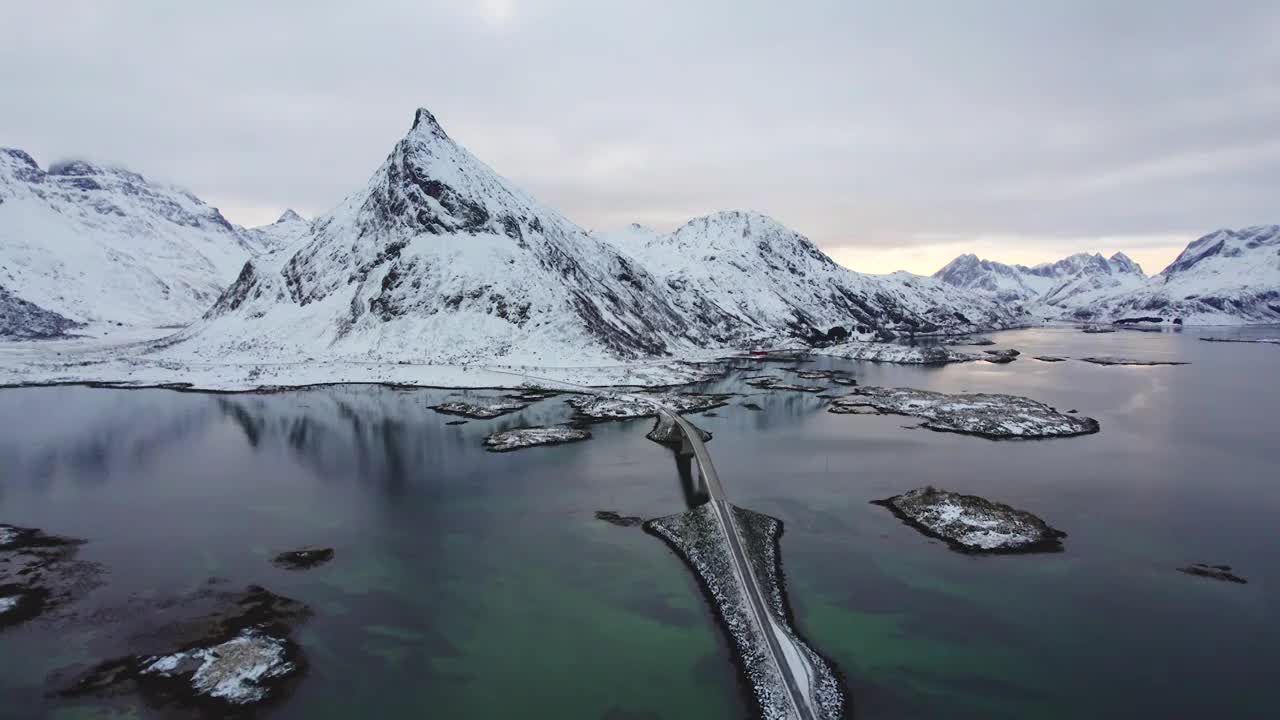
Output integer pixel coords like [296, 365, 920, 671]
[1, 327, 1277, 719]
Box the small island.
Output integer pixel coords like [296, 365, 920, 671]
[483, 426, 591, 452]
[874, 487, 1067, 553]
[829, 385, 1099, 439]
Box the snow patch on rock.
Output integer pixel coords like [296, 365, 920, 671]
[140, 628, 296, 705]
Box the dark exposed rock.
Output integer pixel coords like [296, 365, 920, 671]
[946, 336, 996, 346]
[741, 402, 764, 411]
[1080, 356, 1189, 366]
[445, 420, 467, 426]
[873, 486, 1066, 553]
[769, 383, 826, 393]
[786, 368, 835, 380]
[0, 285, 82, 338]
[1081, 325, 1116, 334]
[1177, 563, 1247, 584]
[0, 524, 100, 630]
[646, 414, 712, 446]
[983, 349, 1020, 363]
[1200, 337, 1280, 345]
[595, 511, 644, 528]
[0, 584, 50, 629]
[1114, 316, 1164, 325]
[1034, 355, 1068, 362]
[504, 387, 563, 401]
[272, 548, 335, 571]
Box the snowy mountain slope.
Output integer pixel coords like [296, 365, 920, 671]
[0, 148, 262, 331]
[164, 109, 747, 366]
[597, 211, 1019, 340]
[239, 209, 310, 256]
[1037, 252, 1147, 310]
[1073, 226, 1280, 324]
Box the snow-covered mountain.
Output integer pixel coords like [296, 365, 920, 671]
[1071, 226, 1280, 324]
[933, 252, 1145, 311]
[0, 148, 265, 333]
[932, 254, 1065, 303]
[166, 109, 742, 365]
[598, 212, 1017, 340]
[937, 228, 1280, 325]
[163, 108, 1016, 367]
[239, 209, 310, 256]
[1037, 252, 1148, 312]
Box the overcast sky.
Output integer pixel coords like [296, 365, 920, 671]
[3, 1, 1277, 275]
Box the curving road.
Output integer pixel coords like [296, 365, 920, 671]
[660, 408, 820, 720]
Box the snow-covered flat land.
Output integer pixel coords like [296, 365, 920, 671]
[0, 328, 740, 390]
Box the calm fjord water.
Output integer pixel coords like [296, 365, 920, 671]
[1, 327, 1277, 719]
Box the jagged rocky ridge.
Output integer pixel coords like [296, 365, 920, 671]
[0, 148, 296, 334]
[158, 108, 1020, 368]
[934, 251, 1148, 317]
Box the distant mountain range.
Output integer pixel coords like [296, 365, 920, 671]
[2, 108, 1276, 349]
[933, 227, 1280, 324]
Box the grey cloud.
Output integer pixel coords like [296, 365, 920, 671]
[1, 0, 1276, 268]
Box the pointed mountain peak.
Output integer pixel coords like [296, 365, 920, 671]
[1108, 251, 1143, 275]
[1, 148, 39, 170]
[48, 159, 102, 176]
[276, 209, 305, 224]
[409, 107, 450, 141]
